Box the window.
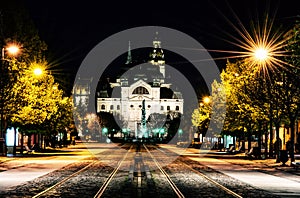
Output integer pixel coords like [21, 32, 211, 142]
[167, 106, 170, 111]
[132, 86, 149, 94]
[110, 105, 114, 110]
[130, 105, 134, 108]
[101, 105, 105, 110]
[161, 106, 164, 111]
[176, 106, 179, 111]
[117, 105, 120, 110]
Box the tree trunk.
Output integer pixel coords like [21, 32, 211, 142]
[258, 122, 262, 159]
[290, 118, 296, 164]
[264, 122, 268, 158]
[269, 117, 274, 158]
[28, 134, 32, 147]
[247, 130, 251, 152]
[33, 133, 37, 147]
[275, 123, 281, 163]
[20, 132, 24, 154]
[13, 127, 17, 156]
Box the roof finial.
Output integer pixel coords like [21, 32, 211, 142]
[125, 41, 132, 64]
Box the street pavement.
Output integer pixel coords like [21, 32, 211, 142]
[160, 144, 300, 197]
[0, 143, 92, 191]
[0, 142, 300, 197]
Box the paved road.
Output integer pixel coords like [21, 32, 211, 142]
[0, 142, 121, 191]
[0, 144, 92, 191]
[160, 144, 300, 197]
[1, 143, 300, 197]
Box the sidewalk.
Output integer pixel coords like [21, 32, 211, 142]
[161, 144, 300, 197]
[0, 142, 92, 191]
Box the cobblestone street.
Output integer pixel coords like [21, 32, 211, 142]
[0, 142, 299, 197]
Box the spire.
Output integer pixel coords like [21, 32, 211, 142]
[125, 41, 132, 64]
[149, 32, 165, 66]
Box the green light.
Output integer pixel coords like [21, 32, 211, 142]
[178, 129, 183, 134]
[102, 127, 108, 134]
[159, 128, 165, 134]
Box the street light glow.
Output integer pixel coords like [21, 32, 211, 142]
[33, 68, 43, 76]
[254, 47, 269, 61]
[203, 96, 210, 104]
[206, 14, 293, 78]
[6, 44, 20, 56]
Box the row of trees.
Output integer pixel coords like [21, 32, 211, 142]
[0, 2, 74, 155]
[192, 21, 300, 163]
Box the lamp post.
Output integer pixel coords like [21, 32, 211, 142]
[0, 43, 20, 156]
[251, 46, 276, 159]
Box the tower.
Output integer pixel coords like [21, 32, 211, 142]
[149, 32, 165, 77]
[125, 41, 132, 65]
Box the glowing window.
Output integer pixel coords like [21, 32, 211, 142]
[132, 86, 149, 94]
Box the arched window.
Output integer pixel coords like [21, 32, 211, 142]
[132, 86, 149, 94]
[101, 105, 105, 110]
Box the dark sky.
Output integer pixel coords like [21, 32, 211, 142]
[21, 0, 300, 95]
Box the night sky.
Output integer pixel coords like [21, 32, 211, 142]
[18, 0, 300, 95]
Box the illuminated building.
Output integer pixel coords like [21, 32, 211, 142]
[97, 35, 183, 137]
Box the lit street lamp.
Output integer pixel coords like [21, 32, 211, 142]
[33, 67, 43, 76]
[0, 43, 20, 156]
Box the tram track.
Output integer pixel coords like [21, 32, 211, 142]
[93, 145, 133, 198]
[30, 144, 133, 198]
[144, 144, 243, 198]
[0, 143, 280, 198]
[32, 160, 98, 198]
[157, 145, 242, 198]
[143, 144, 185, 198]
[156, 146, 242, 198]
[180, 161, 242, 198]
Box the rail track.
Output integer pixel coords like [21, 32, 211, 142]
[144, 144, 243, 198]
[0, 143, 279, 197]
[143, 144, 185, 198]
[32, 160, 98, 198]
[93, 145, 133, 198]
[31, 144, 133, 198]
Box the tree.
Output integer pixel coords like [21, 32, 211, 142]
[282, 22, 300, 163]
[191, 98, 211, 134]
[220, 59, 269, 154]
[42, 96, 74, 147]
[11, 62, 64, 150]
[0, 1, 48, 155]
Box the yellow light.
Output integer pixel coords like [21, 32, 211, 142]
[254, 47, 269, 61]
[208, 14, 292, 77]
[203, 97, 210, 104]
[33, 68, 43, 76]
[6, 44, 20, 56]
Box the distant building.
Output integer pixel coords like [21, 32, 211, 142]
[73, 76, 93, 111]
[97, 34, 184, 138]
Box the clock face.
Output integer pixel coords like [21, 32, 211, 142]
[138, 96, 143, 100]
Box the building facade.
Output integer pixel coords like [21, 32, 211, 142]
[97, 36, 184, 138]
